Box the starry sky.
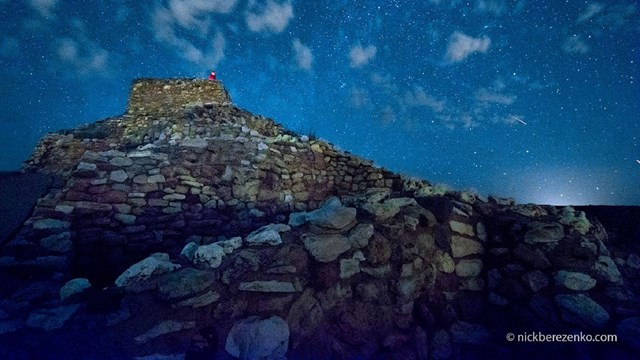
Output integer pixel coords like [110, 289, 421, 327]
[0, 0, 639, 205]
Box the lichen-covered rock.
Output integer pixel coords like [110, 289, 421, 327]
[559, 206, 592, 235]
[225, 316, 290, 360]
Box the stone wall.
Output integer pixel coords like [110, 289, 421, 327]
[3, 79, 639, 359]
[10, 81, 404, 285]
[126, 78, 231, 117]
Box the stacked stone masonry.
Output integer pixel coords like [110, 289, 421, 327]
[1, 79, 639, 359]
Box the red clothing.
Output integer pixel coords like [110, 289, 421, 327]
[208, 71, 216, 81]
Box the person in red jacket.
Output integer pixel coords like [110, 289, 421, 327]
[208, 71, 216, 81]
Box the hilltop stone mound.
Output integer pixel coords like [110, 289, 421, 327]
[0, 78, 639, 359]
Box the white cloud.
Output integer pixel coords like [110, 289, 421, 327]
[169, 0, 237, 28]
[445, 32, 490, 62]
[210, 30, 226, 67]
[595, 3, 638, 30]
[55, 37, 110, 76]
[475, 0, 507, 16]
[0, 36, 19, 58]
[28, 0, 58, 18]
[562, 34, 590, 54]
[403, 86, 445, 112]
[349, 44, 377, 68]
[246, 1, 294, 33]
[151, 6, 226, 67]
[577, 2, 605, 23]
[350, 87, 371, 109]
[475, 88, 516, 105]
[292, 39, 313, 71]
[379, 105, 397, 125]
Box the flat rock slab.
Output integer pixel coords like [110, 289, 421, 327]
[157, 267, 216, 301]
[303, 234, 352, 263]
[26, 304, 81, 331]
[135, 320, 196, 344]
[238, 280, 299, 293]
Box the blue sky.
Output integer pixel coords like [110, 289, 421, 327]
[0, 0, 639, 205]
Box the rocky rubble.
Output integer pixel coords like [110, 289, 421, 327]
[0, 78, 639, 359]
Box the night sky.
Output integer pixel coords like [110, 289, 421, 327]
[1, 0, 638, 205]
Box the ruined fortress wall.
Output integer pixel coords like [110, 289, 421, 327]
[10, 80, 405, 284]
[126, 78, 231, 117]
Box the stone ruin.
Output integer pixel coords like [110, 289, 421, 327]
[0, 78, 639, 359]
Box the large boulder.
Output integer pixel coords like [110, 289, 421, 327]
[115, 253, 180, 290]
[363, 197, 417, 221]
[26, 305, 81, 331]
[554, 271, 596, 291]
[225, 316, 290, 359]
[303, 234, 352, 263]
[194, 243, 225, 268]
[555, 294, 610, 329]
[524, 222, 564, 244]
[246, 224, 290, 246]
[305, 197, 356, 230]
[59, 278, 91, 301]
